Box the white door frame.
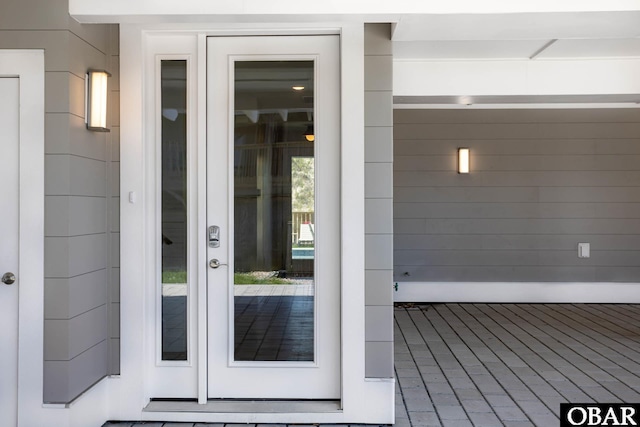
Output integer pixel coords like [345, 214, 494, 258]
[117, 24, 395, 423]
[0, 50, 45, 426]
[206, 35, 341, 399]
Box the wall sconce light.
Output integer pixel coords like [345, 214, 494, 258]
[85, 70, 111, 132]
[458, 148, 470, 173]
[304, 125, 315, 142]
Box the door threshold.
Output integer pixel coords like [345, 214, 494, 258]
[144, 399, 342, 413]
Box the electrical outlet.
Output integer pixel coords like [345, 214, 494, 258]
[578, 243, 590, 258]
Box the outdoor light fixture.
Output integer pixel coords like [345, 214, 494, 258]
[458, 148, 470, 173]
[86, 69, 111, 132]
[304, 125, 315, 142]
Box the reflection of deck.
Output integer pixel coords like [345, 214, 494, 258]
[162, 283, 314, 296]
[234, 284, 314, 296]
[235, 295, 314, 361]
[161, 283, 315, 362]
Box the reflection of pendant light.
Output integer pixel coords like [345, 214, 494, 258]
[304, 125, 315, 142]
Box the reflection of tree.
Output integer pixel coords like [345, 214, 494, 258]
[292, 157, 314, 212]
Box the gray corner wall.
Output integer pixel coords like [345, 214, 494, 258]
[394, 108, 640, 283]
[1, 0, 119, 403]
[364, 23, 394, 378]
[107, 26, 121, 377]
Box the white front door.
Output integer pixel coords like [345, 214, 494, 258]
[0, 77, 20, 426]
[206, 35, 341, 399]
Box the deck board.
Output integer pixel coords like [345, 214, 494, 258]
[105, 303, 640, 427]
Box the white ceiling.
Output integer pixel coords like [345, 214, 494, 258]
[392, 11, 640, 60]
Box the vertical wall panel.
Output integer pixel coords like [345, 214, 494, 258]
[394, 108, 640, 283]
[364, 23, 394, 379]
[107, 24, 121, 374]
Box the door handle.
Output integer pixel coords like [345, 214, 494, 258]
[2, 272, 16, 285]
[209, 259, 227, 269]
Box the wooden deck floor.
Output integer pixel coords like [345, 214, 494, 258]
[394, 304, 640, 427]
[105, 303, 640, 427]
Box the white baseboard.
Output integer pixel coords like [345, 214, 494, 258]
[394, 282, 640, 304]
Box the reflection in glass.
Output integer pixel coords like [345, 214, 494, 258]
[161, 60, 188, 361]
[233, 61, 315, 362]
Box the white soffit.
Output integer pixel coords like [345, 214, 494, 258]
[393, 40, 552, 60]
[69, 0, 640, 23]
[393, 94, 640, 104]
[392, 12, 640, 41]
[393, 38, 640, 61]
[538, 38, 640, 58]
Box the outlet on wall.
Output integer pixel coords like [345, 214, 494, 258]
[578, 242, 590, 258]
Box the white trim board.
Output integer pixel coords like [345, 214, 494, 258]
[394, 59, 640, 98]
[115, 24, 394, 424]
[393, 103, 640, 109]
[394, 281, 640, 304]
[0, 49, 48, 427]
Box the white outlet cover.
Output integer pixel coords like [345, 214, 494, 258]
[578, 242, 590, 258]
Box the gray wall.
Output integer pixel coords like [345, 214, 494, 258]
[394, 109, 640, 283]
[1, 0, 119, 403]
[364, 24, 394, 378]
[107, 26, 121, 377]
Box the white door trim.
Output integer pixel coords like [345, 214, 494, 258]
[395, 281, 640, 303]
[0, 50, 46, 426]
[205, 35, 341, 399]
[118, 24, 395, 423]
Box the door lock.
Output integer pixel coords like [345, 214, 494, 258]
[2, 272, 16, 285]
[208, 225, 220, 248]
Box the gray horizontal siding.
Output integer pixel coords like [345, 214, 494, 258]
[364, 23, 394, 378]
[395, 218, 640, 235]
[394, 139, 640, 155]
[45, 155, 107, 196]
[396, 267, 640, 282]
[107, 24, 121, 375]
[45, 72, 85, 116]
[395, 171, 640, 187]
[44, 234, 107, 278]
[395, 250, 640, 267]
[394, 109, 640, 283]
[394, 109, 640, 124]
[44, 340, 108, 404]
[394, 186, 640, 203]
[395, 234, 640, 251]
[46, 113, 108, 160]
[45, 196, 107, 236]
[394, 202, 640, 219]
[394, 123, 640, 140]
[44, 305, 107, 360]
[45, 270, 107, 319]
[395, 154, 640, 171]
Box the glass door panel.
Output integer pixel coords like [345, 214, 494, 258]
[161, 60, 188, 361]
[207, 35, 340, 399]
[233, 61, 315, 362]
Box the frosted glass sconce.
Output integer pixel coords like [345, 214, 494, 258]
[86, 70, 111, 132]
[458, 148, 470, 173]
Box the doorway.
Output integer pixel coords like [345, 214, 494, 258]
[205, 35, 341, 399]
[0, 76, 20, 427]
